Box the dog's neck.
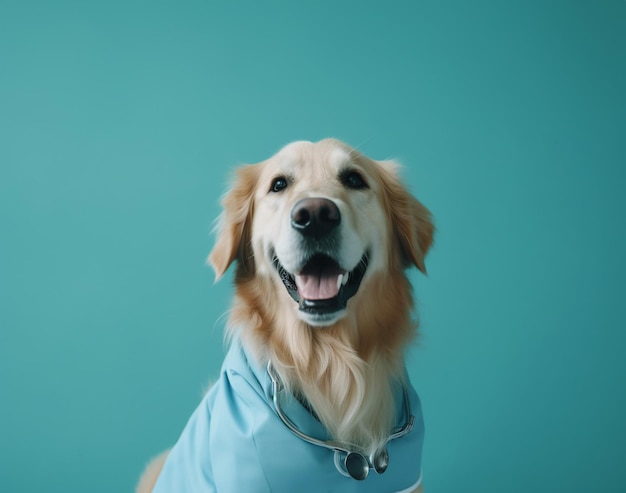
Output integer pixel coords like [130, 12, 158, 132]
[229, 270, 416, 455]
[271, 329, 402, 455]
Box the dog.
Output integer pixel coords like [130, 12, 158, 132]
[137, 139, 434, 493]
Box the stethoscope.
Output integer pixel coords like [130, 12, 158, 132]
[267, 362, 415, 481]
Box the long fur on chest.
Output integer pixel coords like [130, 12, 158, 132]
[228, 267, 417, 455]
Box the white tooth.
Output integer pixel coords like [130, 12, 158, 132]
[342, 272, 349, 285]
[337, 274, 344, 290]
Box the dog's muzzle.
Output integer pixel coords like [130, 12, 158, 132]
[273, 198, 369, 318]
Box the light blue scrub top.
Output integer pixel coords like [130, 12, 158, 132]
[153, 342, 424, 493]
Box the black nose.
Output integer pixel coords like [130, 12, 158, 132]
[291, 198, 341, 238]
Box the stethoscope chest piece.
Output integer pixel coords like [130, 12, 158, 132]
[344, 452, 369, 480]
[335, 446, 389, 480]
[373, 447, 389, 474]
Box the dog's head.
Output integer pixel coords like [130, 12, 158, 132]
[209, 139, 433, 328]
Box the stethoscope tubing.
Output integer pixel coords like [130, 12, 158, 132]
[267, 361, 414, 480]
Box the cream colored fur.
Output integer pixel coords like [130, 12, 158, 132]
[136, 451, 169, 493]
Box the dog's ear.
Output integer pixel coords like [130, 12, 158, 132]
[378, 160, 434, 273]
[208, 164, 259, 280]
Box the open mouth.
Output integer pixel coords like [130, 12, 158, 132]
[273, 252, 369, 316]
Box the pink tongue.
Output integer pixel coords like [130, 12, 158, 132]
[295, 271, 340, 300]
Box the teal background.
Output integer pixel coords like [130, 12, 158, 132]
[1, 1, 624, 492]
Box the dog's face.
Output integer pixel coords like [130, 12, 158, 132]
[252, 140, 391, 326]
[210, 139, 433, 328]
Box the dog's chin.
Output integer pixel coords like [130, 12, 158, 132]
[272, 251, 369, 328]
[298, 308, 348, 327]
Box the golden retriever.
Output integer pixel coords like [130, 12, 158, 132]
[137, 138, 434, 493]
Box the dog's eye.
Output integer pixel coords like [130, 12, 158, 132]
[270, 176, 288, 193]
[340, 170, 368, 190]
